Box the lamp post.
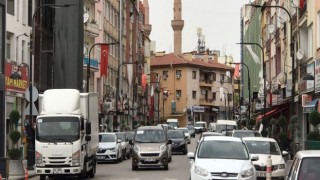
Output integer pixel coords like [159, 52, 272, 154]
[86, 42, 118, 92]
[230, 62, 250, 127]
[28, 3, 73, 170]
[220, 87, 230, 120]
[236, 42, 266, 118]
[248, 3, 295, 117]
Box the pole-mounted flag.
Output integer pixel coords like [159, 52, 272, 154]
[100, 45, 109, 77]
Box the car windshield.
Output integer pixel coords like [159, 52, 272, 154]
[115, 133, 126, 141]
[99, 134, 116, 142]
[178, 128, 188, 133]
[244, 141, 281, 155]
[187, 125, 194, 130]
[298, 157, 320, 178]
[167, 130, 184, 139]
[198, 140, 249, 160]
[195, 123, 204, 127]
[233, 131, 255, 138]
[135, 129, 165, 143]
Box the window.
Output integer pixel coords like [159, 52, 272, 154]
[7, 0, 14, 15]
[176, 90, 181, 99]
[308, 24, 313, 58]
[97, 11, 102, 29]
[6, 34, 12, 60]
[192, 71, 196, 79]
[176, 70, 181, 79]
[163, 71, 168, 80]
[212, 92, 216, 101]
[21, 40, 25, 62]
[192, 91, 196, 99]
[220, 74, 225, 82]
[84, 41, 89, 56]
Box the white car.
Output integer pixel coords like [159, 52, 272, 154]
[242, 137, 287, 179]
[96, 132, 123, 162]
[187, 136, 258, 180]
[176, 127, 191, 144]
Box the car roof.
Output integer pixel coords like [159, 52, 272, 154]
[195, 121, 206, 124]
[296, 150, 320, 158]
[99, 132, 115, 135]
[202, 136, 242, 142]
[242, 137, 276, 142]
[176, 127, 188, 129]
[137, 126, 163, 130]
[202, 132, 223, 135]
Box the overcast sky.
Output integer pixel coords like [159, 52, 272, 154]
[148, 0, 251, 61]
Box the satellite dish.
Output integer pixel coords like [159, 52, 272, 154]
[296, 49, 304, 60]
[83, 13, 89, 23]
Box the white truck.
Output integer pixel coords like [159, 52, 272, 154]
[35, 89, 99, 180]
[166, 119, 179, 129]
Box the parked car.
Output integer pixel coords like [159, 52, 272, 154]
[176, 127, 191, 144]
[125, 131, 135, 156]
[231, 130, 261, 138]
[115, 132, 131, 159]
[167, 129, 188, 154]
[96, 132, 123, 163]
[187, 124, 196, 138]
[242, 137, 287, 179]
[187, 136, 258, 180]
[286, 150, 320, 180]
[129, 126, 172, 170]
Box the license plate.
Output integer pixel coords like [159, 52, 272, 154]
[145, 158, 155, 162]
[53, 168, 62, 174]
[257, 172, 266, 177]
[96, 156, 105, 159]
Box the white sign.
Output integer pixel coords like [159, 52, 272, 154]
[192, 106, 205, 112]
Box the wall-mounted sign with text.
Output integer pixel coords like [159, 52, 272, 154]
[5, 61, 29, 93]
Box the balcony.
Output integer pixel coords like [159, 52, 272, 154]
[199, 80, 212, 87]
[84, 21, 99, 37]
[199, 98, 215, 106]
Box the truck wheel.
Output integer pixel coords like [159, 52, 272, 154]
[78, 172, 85, 180]
[39, 175, 46, 180]
[87, 157, 96, 178]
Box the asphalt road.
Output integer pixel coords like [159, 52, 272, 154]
[29, 133, 199, 180]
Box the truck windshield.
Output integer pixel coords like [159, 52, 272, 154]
[36, 117, 80, 142]
[167, 122, 178, 128]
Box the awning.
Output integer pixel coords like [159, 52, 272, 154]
[256, 107, 286, 121]
[303, 99, 319, 108]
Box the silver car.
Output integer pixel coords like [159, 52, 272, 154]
[130, 126, 172, 170]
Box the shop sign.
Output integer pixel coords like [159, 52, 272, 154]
[5, 61, 29, 93]
[302, 94, 312, 106]
[315, 58, 320, 93]
[192, 106, 205, 112]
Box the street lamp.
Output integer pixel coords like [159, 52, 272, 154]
[236, 42, 266, 118]
[86, 42, 118, 92]
[230, 62, 251, 127]
[28, 3, 73, 170]
[248, 2, 295, 117]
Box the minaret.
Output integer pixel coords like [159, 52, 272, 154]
[143, 0, 152, 37]
[171, 0, 184, 54]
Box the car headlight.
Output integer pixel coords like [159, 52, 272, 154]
[194, 165, 208, 177]
[160, 144, 166, 151]
[134, 144, 140, 152]
[241, 167, 254, 178]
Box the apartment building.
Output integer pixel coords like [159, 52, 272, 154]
[151, 52, 234, 127]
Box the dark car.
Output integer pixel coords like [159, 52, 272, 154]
[125, 131, 135, 156]
[167, 130, 188, 154]
[187, 124, 195, 138]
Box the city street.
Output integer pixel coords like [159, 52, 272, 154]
[28, 134, 199, 180]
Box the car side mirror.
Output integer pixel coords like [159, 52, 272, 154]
[282, 150, 288, 156]
[167, 139, 172, 144]
[251, 155, 259, 161]
[117, 139, 122, 143]
[187, 152, 195, 160]
[129, 140, 134, 145]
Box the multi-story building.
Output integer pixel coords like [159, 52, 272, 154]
[151, 52, 234, 127]
[4, 0, 32, 156]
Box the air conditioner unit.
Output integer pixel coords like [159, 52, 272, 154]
[176, 74, 181, 79]
[163, 75, 167, 80]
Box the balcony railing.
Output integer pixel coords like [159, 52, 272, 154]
[84, 22, 99, 37]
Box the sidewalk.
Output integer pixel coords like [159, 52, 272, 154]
[8, 170, 37, 180]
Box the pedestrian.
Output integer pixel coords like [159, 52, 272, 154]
[240, 120, 247, 130]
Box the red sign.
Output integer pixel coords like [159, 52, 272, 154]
[5, 62, 29, 93]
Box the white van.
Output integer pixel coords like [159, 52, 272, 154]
[166, 119, 179, 129]
[194, 121, 207, 133]
[215, 120, 237, 133]
[208, 122, 216, 132]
